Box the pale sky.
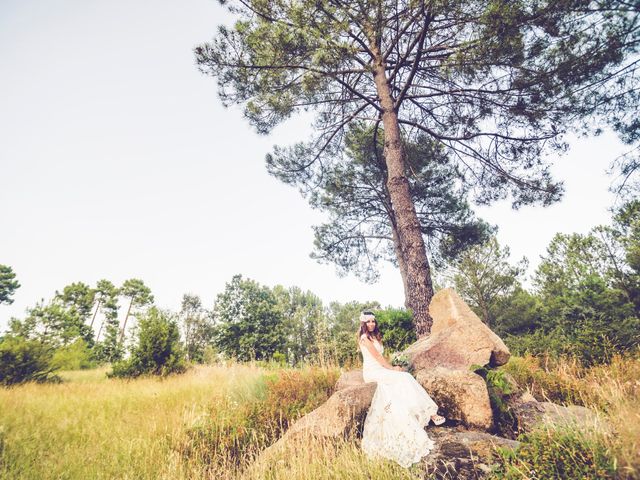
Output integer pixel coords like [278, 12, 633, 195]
[0, 0, 628, 330]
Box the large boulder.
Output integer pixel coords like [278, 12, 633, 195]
[334, 368, 494, 431]
[415, 367, 493, 430]
[424, 428, 519, 479]
[508, 398, 601, 434]
[334, 369, 365, 391]
[264, 380, 376, 455]
[405, 288, 511, 371]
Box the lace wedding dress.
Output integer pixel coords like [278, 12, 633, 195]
[360, 337, 438, 467]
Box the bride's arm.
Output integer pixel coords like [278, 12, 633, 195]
[359, 335, 400, 370]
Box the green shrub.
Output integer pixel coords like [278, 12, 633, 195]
[492, 428, 617, 479]
[504, 329, 574, 360]
[50, 339, 96, 371]
[109, 308, 187, 378]
[472, 364, 517, 437]
[271, 351, 287, 366]
[376, 308, 416, 353]
[0, 335, 59, 385]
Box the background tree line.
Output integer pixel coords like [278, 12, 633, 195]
[1, 196, 638, 383]
[0, 268, 414, 384]
[443, 199, 640, 366]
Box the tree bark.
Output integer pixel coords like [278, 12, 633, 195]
[119, 298, 133, 343]
[89, 298, 101, 329]
[96, 319, 105, 342]
[371, 46, 435, 337]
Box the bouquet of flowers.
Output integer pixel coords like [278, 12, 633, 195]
[390, 352, 410, 371]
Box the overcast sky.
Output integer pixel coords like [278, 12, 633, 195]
[0, 0, 629, 330]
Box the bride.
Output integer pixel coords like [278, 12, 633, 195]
[358, 310, 445, 467]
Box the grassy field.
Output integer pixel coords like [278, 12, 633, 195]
[0, 364, 273, 479]
[1, 357, 638, 479]
[0, 364, 414, 479]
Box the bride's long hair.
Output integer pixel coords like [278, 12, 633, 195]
[357, 311, 382, 343]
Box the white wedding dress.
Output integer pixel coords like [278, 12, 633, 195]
[360, 337, 438, 467]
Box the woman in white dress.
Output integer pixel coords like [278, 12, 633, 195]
[358, 310, 445, 467]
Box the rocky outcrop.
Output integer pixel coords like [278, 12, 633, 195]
[424, 428, 519, 479]
[259, 289, 598, 479]
[509, 399, 600, 434]
[264, 379, 375, 456]
[334, 369, 365, 391]
[402, 288, 509, 431]
[415, 367, 494, 430]
[406, 288, 510, 371]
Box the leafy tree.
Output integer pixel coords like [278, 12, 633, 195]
[0, 264, 20, 305]
[94, 281, 123, 363]
[196, 0, 640, 336]
[55, 282, 95, 325]
[119, 278, 154, 343]
[598, 200, 640, 312]
[91, 279, 119, 331]
[9, 301, 92, 348]
[212, 275, 287, 361]
[534, 233, 611, 297]
[376, 308, 416, 352]
[492, 286, 542, 337]
[273, 285, 325, 364]
[533, 231, 640, 364]
[178, 294, 215, 363]
[445, 236, 527, 327]
[110, 307, 186, 378]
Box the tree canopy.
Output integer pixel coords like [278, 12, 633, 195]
[0, 265, 20, 306]
[197, 0, 640, 335]
[300, 125, 491, 284]
[445, 236, 527, 326]
[212, 275, 287, 361]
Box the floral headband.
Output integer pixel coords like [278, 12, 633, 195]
[359, 311, 376, 323]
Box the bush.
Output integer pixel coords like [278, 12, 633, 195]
[50, 339, 96, 371]
[109, 308, 187, 378]
[376, 308, 416, 353]
[472, 364, 517, 437]
[504, 329, 574, 360]
[492, 428, 617, 479]
[0, 335, 59, 385]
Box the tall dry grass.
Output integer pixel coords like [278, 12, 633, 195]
[0, 363, 367, 480]
[502, 353, 640, 478]
[0, 364, 266, 479]
[1, 356, 638, 479]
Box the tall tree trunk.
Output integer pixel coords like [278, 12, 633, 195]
[89, 298, 101, 329]
[119, 298, 133, 343]
[371, 46, 435, 337]
[96, 318, 105, 342]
